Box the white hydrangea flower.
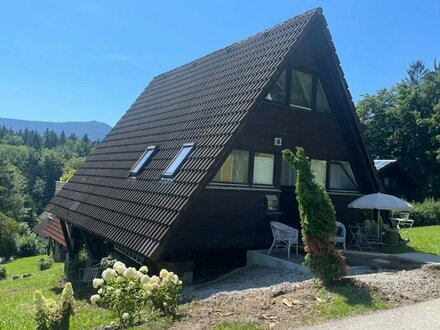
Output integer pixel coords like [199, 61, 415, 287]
[90, 294, 100, 305]
[136, 271, 143, 279]
[116, 276, 125, 283]
[92, 278, 104, 289]
[178, 280, 182, 285]
[150, 275, 160, 283]
[102, 268, 117, 282]
[122, 312, 130, 320]
[159, 269, 169, 279]
[141, 275, 150, 284]
[139, 265, 148, 274]
[33, 290, 46, 313]
[144, 290, 152, 298]
[123, 267, 137, 279]
[61, 282, 75, 309]
[113, 261, 127, 274]
[98, 288, 103, 294]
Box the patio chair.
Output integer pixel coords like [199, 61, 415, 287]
[331, 221, 346, 250]
[268, 221, 299, 258]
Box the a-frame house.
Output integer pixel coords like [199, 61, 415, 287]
[46, 8, 380, 268]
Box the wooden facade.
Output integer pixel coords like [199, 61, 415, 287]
[46, 8, 380, 267]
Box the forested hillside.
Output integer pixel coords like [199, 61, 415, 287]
[356, 60, 440, 199]
[0, 127, 98, 224]
[0, 117, 111, 141]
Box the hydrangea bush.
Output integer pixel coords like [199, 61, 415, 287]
[91, 261, 182, 328]
[33, 282, 75, 330]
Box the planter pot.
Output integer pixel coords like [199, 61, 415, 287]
[384, 229, 399, 247]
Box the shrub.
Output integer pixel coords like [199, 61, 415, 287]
[90, 261, 182, 328]
[16, 232, 41, 257]
[406, 198, 440, 227]
[37, 256, 54, 271]
[0, 266, 6, 280]
[100, 255, 117, 269]
[282, 147, 347, 284]
[0, 212, 18, 259]
[33, 282, 75, 330]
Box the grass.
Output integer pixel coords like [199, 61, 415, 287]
[214, 321, 264, 330]
[0, 256, 113, 330]
[302, 279, 388, 324]
[384, 225, 440, 255]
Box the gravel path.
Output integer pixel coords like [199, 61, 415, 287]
[174, 264, 440, 330]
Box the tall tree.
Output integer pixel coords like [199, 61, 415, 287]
[283, 147, 347, 284]
[357, 61, 440, 198]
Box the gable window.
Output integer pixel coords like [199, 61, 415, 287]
[280, 159, 296, 186]
[213, 150, 249, 184]
[265, 68, 331, 113]
[163, 143, 194, 178]
[329, 161, 358, 190]
[129, 146, 157, 176]
[311, 159, 327, 188]
[253, 152, 275, 185]
[290, 69, 313, 109]
[265, 70, 286, 103]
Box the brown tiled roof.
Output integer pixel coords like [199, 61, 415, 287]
[46, 8, 322, 260]
[34, 216, 66, 247]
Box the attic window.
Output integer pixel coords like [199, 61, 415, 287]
[163, 143, 195, 178]
[265, 68, 331, 113]
[129, 146, 157, 176]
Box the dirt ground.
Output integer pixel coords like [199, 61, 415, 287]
[170, 264, 440, 330]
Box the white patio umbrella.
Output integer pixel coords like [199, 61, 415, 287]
[348, 192, 413, 211]
[348, 192, 414, 238]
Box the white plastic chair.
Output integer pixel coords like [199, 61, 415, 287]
[331, 221, 346, 250]
[268, 221, 299, 258]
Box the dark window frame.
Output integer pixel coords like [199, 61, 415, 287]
[265, 66, 331, 114]
[211, 149, 276, 188]
[328, 160, 359, 191]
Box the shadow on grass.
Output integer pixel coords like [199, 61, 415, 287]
[50, 280, 94, 300]
[324, 278, 375, 307]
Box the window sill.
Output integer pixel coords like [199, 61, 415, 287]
[207, 183, 281, 193]
[327, 190, 363, 196]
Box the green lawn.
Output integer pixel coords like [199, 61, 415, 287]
[384, 225, 440, 255]
[0, 256, 113, 330]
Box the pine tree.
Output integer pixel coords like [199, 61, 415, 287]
[282, 147, 347, 284]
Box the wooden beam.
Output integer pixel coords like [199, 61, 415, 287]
[59, 219, 73, 258]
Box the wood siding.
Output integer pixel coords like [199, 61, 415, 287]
[165, 26, 378, 256]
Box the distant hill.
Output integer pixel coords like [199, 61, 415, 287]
[0, 117, 112, 141]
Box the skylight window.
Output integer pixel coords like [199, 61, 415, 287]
[129, 146, 157, 176]
[163, 143, 195, 178]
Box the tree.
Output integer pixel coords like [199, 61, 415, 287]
[282, 147, 347, 284]
[357, 61, 440, 198]
[0, 212, 18, 258]
[0, 161, 29, 221]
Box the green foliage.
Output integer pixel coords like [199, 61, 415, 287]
[356, 61, 440, 199]
[0, 266, 6, 280]
[99, 255, 117, 269]
[0, 212, 18, 259]
[407, 198, 440, 226]
[61, 168, 76, 182]
[91, 261, 182, 328]
[282, 147, 347, 284]
[37, 256, 54, 271]
[0, 126, 97, 227]
[214, 321, 264, 330]
[33, 282, 75, 330]
[0, 256, 113, 329]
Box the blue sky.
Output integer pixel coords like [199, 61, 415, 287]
[0, 1, 439, 126]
